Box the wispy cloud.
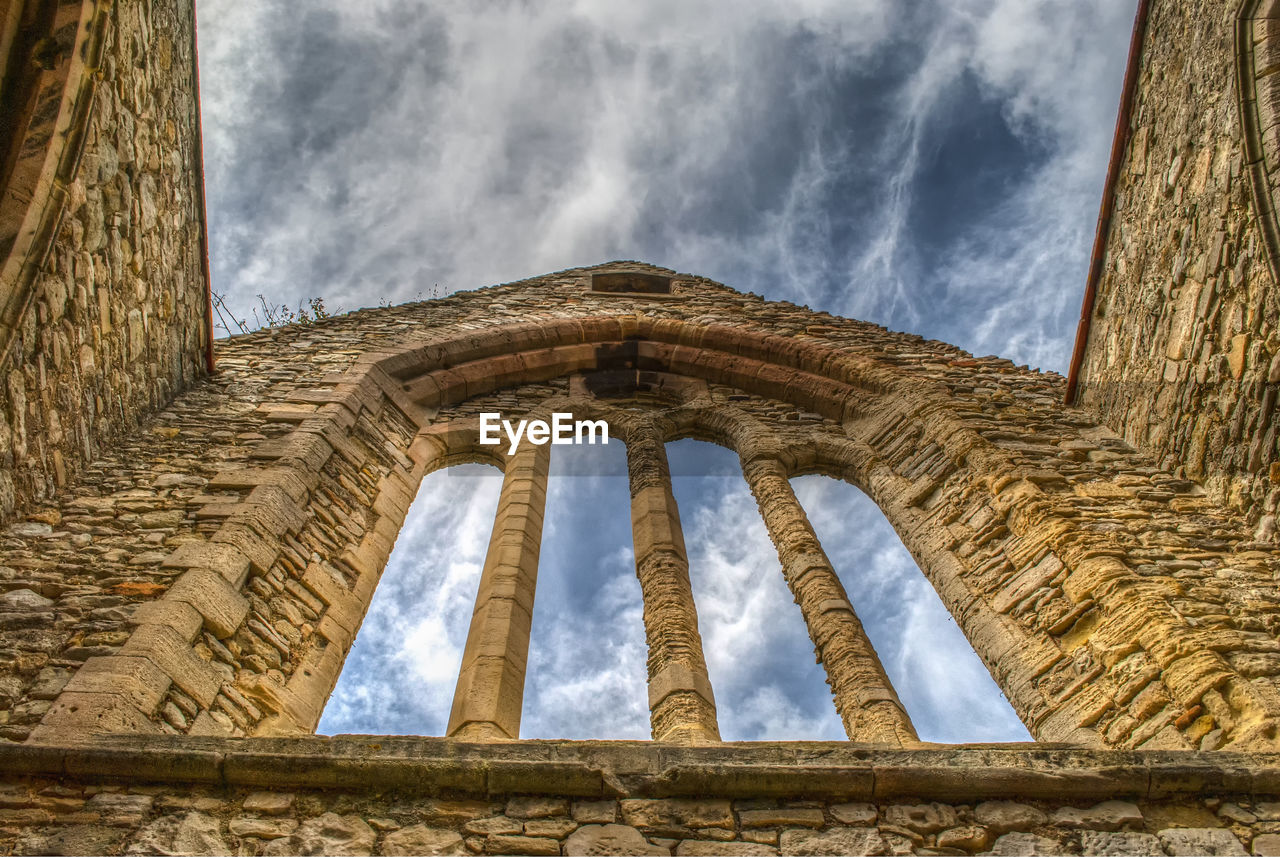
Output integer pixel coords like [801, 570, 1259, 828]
[204, 1, 1135, 741]
[318, 465, 502, 735]
[200, 0, 1133, 368]
[793, 475, 1029, 742]
[523, 445, 651, 739]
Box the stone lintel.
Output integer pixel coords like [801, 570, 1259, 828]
[7, 736, 1280, 803]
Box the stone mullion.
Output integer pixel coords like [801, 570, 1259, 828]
[447, 441, 551, 741]
[628, 423, 721, 744]
[741, 456, 918, 746]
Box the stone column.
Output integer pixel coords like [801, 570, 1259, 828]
[447, 441, 551, 740]
[628, 423, 721, 744]
[741, 455, 918, 746]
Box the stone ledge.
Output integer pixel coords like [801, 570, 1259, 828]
[7, 737, 1279, 800]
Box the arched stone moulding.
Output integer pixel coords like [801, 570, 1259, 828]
[0, 0, 108, 364]
[1239, 0, 1280, 283]
[29, 314, 1280, 752]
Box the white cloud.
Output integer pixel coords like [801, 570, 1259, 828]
[793, 475, 1030, 742]
[199, 0, 1132, 355]
[523, 453, 651, 739]
[318, 465, 502, 735]
[227, 0, 1138, 740]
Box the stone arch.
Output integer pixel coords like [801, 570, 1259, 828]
[28, 305, 1280, 752]
[1239, 0, 1280, 283]
[0, 0, 109, 362]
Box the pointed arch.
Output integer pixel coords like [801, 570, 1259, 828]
[31, 312, 1280, 752]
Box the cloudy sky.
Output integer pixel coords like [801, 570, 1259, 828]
[196, 0, 1139, 742]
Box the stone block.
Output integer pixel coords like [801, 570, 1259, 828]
[231, 489, 307, 538]
[1049, 800, 1142, 831]
[937, 826, 991, 851]
[988, 832, 1063, 855]
[482, 834, 559, 856]
[122, 601, 202, 642]
[523, 819, 577, 838]
[829, 803, 876, 825]
[465, 816, 523, 836]
[242, 791, 294, 815]
[211, 524, 280, 574]
[676, 842, 777, 856]
[1079, 831, 1162, 857]
[381, 825, 466, 856]
[974, 801, 1048, 833]
[621, 799, 734, 833]
[1229, 335, 1250, 379]
[884, 802, 957, 834]
[1253, 833, 1280, 856]
[507, 797, 571, 819]
[572, 800, 619, 824]
[778, 828, 886, 856]
[120, 624, 223, 706]
[564, 824, 668, 856]
[648, 662, 717, 710]
[59, 656, 170, 714]
[209, 466, 313, 504]
[29, 691, 164, 739]
[85, 791, 154, 824]
[161, 540, 252, 584]
[1158, 828, 1247, 856]
[228, 817, 298, 838]
[631, 485, 688, 561]
[164, 568, 249, 639]
[738, 808, 824, 829]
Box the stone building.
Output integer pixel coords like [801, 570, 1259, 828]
[2, 0, 1280, 855]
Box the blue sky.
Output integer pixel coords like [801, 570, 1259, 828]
[196, 0, 1139, 742]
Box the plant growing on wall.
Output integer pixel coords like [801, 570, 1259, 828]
[210, 292, 333, 335]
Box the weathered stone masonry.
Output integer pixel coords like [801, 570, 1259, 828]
[0, 0, 210, 520]
[3, 260, 1280, 760]
[2, 738, 1280, 856]
[1, 254, 1280, 855]
[1077, 0, 1280, 534]
[7, 0, 1280, 854]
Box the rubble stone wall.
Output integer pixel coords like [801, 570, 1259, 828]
[1, 739, 1278, 857]
[3, 1, 1280, 854]
[2, 262, 1279, 762]
[1075, 0, 1280, 534]
[0, 0, 210, 521]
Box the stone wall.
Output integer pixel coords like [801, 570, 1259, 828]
[0, 0, 210, 520]
[1074, 0, 1280, 535]
[1, 262, 1278, 762]
[1, 738, 1278, 857]
[4, 1, 1280, 853]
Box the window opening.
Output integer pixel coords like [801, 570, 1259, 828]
[667, 438, 846, 740]
[522, 438, 650, 739]
[793, 474, 1030, 743]
[316, 464, 502, 735]
[590, 272, 673, 294]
